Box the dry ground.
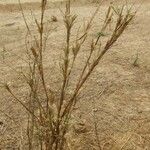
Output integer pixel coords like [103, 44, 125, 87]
[0, 0, 150, 149]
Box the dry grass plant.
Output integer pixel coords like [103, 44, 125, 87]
[3, 0, 136, 149]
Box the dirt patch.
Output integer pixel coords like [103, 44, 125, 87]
[0, 0, 147, 13]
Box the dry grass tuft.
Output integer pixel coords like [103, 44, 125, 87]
[2, 0, 136, 149]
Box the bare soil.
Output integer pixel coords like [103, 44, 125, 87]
[0, 0, 150, 149]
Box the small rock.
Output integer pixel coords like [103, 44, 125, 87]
[0, 121, 3, 125]
[51, 16, 58, 22]
[4, 22, 15, 27]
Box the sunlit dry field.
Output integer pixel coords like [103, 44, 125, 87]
[0, 0, 150, 149]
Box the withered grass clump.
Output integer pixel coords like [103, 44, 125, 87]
[4, 0, 135, 149]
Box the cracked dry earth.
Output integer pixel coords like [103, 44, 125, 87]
[0, 0, 150, 149]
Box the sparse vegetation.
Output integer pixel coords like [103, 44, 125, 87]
[3, 0, 135, 149]
[133, 51, 139, 67]
[1, 0, 150, 149]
